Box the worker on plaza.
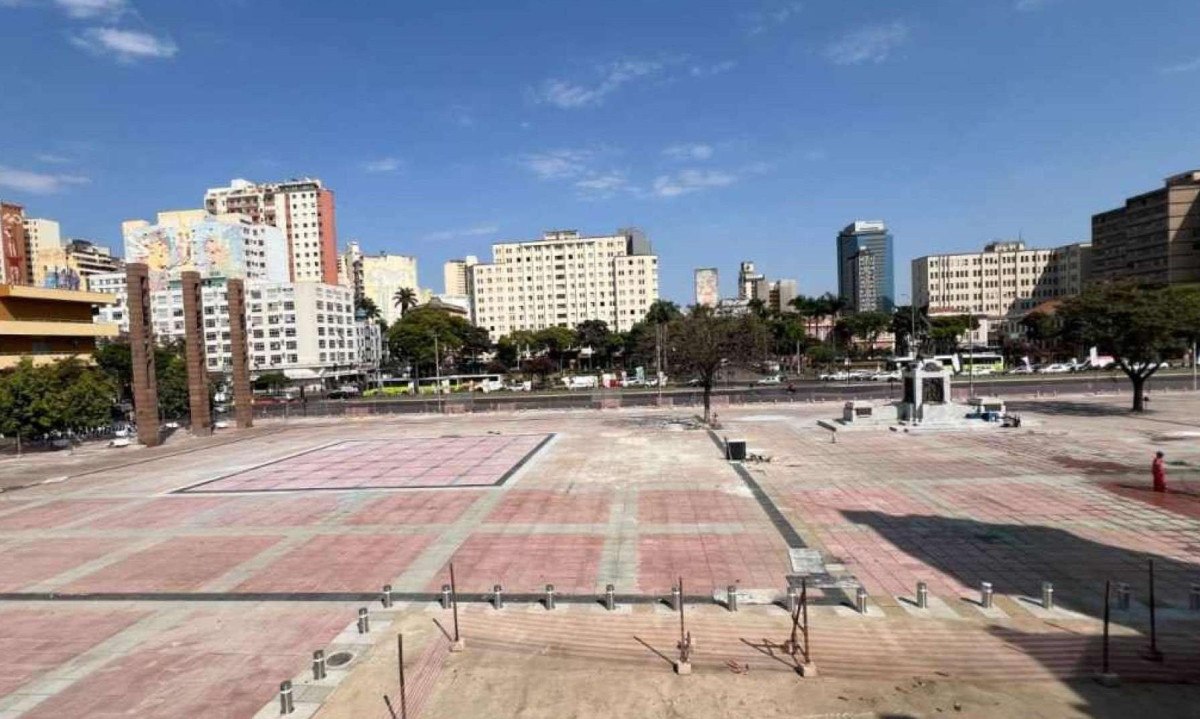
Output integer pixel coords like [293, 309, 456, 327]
[1152, 451, 1168, 493]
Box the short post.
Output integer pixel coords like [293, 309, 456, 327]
[726, 584, 738, 612]
[382, 584, 393, 608]
[1145, 560, 1163, 662]
[916, 581, 929, 609]
[449, 563, 464, 651]
[441, 584, 452, 610]
[980, 581, 993, 609]
[357, 607, 370, 634]
[674, 576, 691, 675]
[312, 649, 326, 680]
[279, 680, 294, 714]
[398, 634, 409, 719]
[670, 584, 682, 611]
[604, 583, 616, 611]
[492, 583, 504, 610]
[544, 583, 556, 610]
[856, 587, 868, 615]
[1116, 582, 1131, 611]
[1190, 584, 1200, 611]
[1095, 579, 1120, 687]
[1041, 581, 1054, 610]
[785, 586, 798, 614]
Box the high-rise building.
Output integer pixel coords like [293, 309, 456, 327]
[1, 202, 29, 285]
[204, 178, 339, 284]
[361, 252, 419, 326]
[768, 279, 797, 313]
[837, 221, 895, 312]
[912, 240, 1092, 339]
[339, 241, 364, 299]
[694, 267, 719, 307]
[737, 261, 767, 301]
[23, 218, 61, 282]
[443, 256, 478, 296]
[1091, 170, 1200, 285]
[470, 228, 659, 339]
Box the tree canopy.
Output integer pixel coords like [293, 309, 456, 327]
[0, 358, 117, 441]
[387, 306, 488, 375]
[665, 307, 766, 422]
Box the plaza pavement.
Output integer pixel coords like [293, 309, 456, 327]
[0, 392, 1197, 717]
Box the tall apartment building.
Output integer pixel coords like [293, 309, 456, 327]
[34, 239, 123, 290]
[837, 221, 895, 312]
[1091, 170, 1200, 285]
[469, 228, 659, 339]
[768, 279, 797, 313]
[89, 272, 129, 333]
[23, 218, 60, 282]
[737, 261, 767, 301]
[204, 178, 338, 284]
[339, 241, 364, 299]
[694, 267, 719, 307]
[361, 252, 419, 326]
[912, 240, 1092, 336]
[1, 202, 29, 285]
[443, 256, 478, 296]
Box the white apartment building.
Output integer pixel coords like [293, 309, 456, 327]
[469, 229, 659, 339]
[362, 252, 419, 326]
[912, 240, 1092, 336]
[443, 255, 478, 295]
[204, 178, 338, 284]
[89, 272, 129, 332]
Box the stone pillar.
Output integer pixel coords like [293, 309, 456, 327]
[181, 271, 212, 436]
[126, 263, 161, 447]
[226, 279, 253, 429]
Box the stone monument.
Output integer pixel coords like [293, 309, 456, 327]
[181, 271, 212, 436]
[126, 263, 160, 447]
[898, 360, 955, 425]
[226, 279, 253, 429]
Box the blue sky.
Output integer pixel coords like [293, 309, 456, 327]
[2, 0, 1199, 304]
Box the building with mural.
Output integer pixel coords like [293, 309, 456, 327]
[122, 210, 287, 290]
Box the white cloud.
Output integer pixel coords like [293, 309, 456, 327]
[1161, 57, 1200, 74]
[690, 60, 737, 77]
[663, 143, 714, 161]
[35, 153, 74, 164]
[0, 166, 89, 194]
[743, 1, 803, 35]
[652, 169, 737, 197]
[535, 59, 663, 109]
[54, 0, 127, 19]
[574, 171, 632, 199]
[421, 224, 499, 242]
[518, 149, 594, 180]
[824, 21, 910, 65]
[361, 157, 402, 173]
[70, 26, 177, 62]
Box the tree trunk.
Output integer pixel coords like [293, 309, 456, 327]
[702, 384, 712, 424]
[1130, 374, 1146, 412]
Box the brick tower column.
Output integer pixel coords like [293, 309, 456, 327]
[181, 271, 212, 436]
[125, 263, 160, 447]
[226, 278, 253, 428]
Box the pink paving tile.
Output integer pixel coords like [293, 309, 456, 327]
[20, 605, 350, 719]
[0, 498, 126, 530]
[435, 534, 605, 593]
[63, 536, 281, 593]
[0, 607, 149, 699]
[236, 534, 434, 592]
[83, 497, 236, 530]
[637, 534, 791, 593]
[638, 490, 763, 524]
[0, 537, 131, 591]
[346, 492, 480, 525]
[193, 494, 344, 527]
[485, 490, 612, 524]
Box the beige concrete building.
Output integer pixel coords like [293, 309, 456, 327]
[470, 229, 659, 339]
[443, 255, 478, 296]
[912, 240, 1091, 337]
[694, 267, 719, 307]
[1091, 169, 1200, 285]
[361, 252, 419, 326]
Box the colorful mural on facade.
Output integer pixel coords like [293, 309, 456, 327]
[124, 216, 248, 291]
[1, 203, 29, 285]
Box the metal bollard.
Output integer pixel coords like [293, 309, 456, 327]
[916, 581, 928, 609]
[1116, 582, 1131, 611]
[279, 680, 294, 714]
[727, 585, 738, 612]
[357, 607, 370, 634]
[544, 584, 556, 610]
[981, 582, 994, 609]
[671, 585, 682, 611]
[382, 584, 393, 608]
[856, 587, 868, 614]
[785, 586, 798, 614]
[493, 584, 504, 610]
[312, 650, 326, 680]
[604, 583, 615, 611]
[1191, 584, 1200, 611]
[1042, 582, 1054, 610]
[441, 584, 452, 609]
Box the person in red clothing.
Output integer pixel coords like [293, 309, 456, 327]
[1151, 451, 1167, 493]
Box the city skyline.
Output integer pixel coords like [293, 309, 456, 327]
[1, 1, 1199, 304]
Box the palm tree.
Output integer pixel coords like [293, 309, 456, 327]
[392, 287, 417, 316]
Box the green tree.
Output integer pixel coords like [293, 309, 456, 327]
[928, 315, 978, 354]
[392, 287, 418, 316]
[666, 307, 766, 423]
[1059, 283, 1200, 412]
[387, 306, 489, 375]
[840, 311, 892, 354]
[94, 341, 132, 400]
[645, 299, 682, 325]
[575, 319, 613, 368]
[355, 296, 381, 321]
[0, 358, 116, 442]
[253, 371, 289, 391]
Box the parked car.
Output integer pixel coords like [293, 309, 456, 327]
[756, 375, 782, 385]
[819, 370, 851, 381]
[1039, 363, 1072, 374]
[1007, 365, 1036, 375]
[870, 370, 901, 381]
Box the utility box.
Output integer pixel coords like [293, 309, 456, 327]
[725, 437, 747, 461]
